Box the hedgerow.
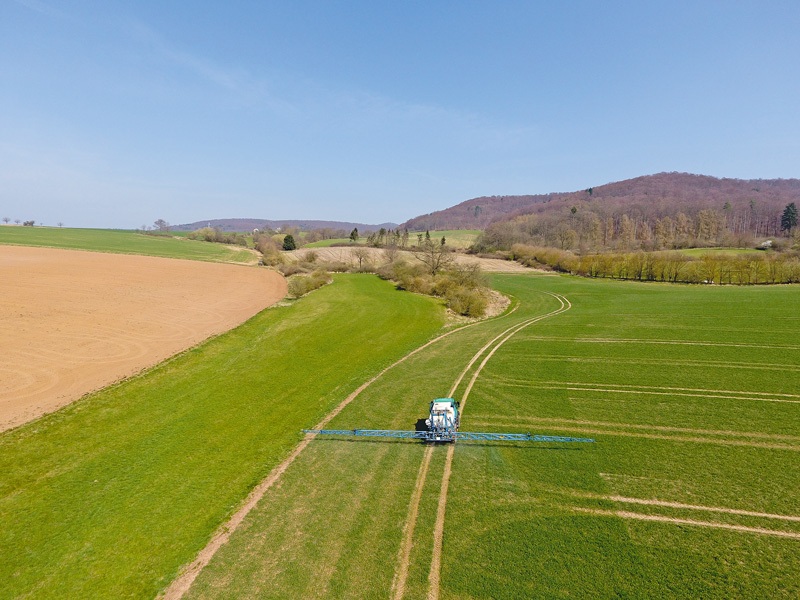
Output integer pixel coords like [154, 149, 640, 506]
[512, 243, 800, 284]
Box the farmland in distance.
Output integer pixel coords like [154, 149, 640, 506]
[0, 226, 257, 264]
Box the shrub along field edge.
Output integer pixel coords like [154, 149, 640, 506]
[512, 243, 800, 284]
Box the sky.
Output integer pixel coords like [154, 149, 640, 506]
[2, 1, 799, 228]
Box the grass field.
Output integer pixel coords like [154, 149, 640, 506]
[0, 275, 446, 599]
[0, 226, 256, 263]
[422, 229, 481, 248]
[679, 247, 763, 256]
[182, 274, 800, 599]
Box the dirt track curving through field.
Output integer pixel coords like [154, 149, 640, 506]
[160, 302, 520, 600]
[0, 245, 287, 432]
[162, 291, 571, 600]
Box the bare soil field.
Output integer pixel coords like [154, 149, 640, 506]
[285, 247, 533, 272]
[0, 246, 287, 431]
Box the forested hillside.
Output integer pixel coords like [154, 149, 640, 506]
[401, 173, 800, 250]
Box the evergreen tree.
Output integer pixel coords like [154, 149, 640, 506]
[349, 228, 359, 242]
[282, 234, 296, 251]
[781, 202, 798, 233]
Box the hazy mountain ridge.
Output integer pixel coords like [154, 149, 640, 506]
[173, 218, 398, 233]
[400, 173, 800, 232]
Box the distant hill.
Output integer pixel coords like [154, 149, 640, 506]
[399, 173, 800, 234]
[173, 218, 398, 233]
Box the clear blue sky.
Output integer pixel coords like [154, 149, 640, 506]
[2, 1, 799, 228]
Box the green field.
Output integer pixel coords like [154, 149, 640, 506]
[0, 276, 446, 599]
[679, 247, 763, 256]
[0, 226, 256, 263]
[3, 240, 799, 599]
[423, 229, 482, 248]
[182, 275, 800, 599]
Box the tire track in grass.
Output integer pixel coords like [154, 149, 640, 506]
[390, 445, 434, 600]
[604, 496, 800, 522]
[391, 293, 571, 600]
[521, 336, 800, 351]
[544, 487, 800, 523]
[571, 507, 800, 539]
[427, 293, 572, 600]
[489, 379, 800, 399]
[475, 417, 800, 442]
[494, 383, 800, 404]
[159, 300, 521, 599]
[470, 422, 800, 451]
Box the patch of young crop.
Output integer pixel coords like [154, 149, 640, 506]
[441, 275, 800, 599]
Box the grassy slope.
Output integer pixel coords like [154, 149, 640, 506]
[0, 226, 255, 263]
[0, 275, 445, 600]
[187, 275, 799, 599]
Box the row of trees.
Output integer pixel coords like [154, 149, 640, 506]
[512, 244, 800, 285]
[2, 218, 60, 227]
[473, 203, 799, 253]
[187, 227, 248, 246]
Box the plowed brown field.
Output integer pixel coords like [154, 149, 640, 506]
[0, 246, 287, 432]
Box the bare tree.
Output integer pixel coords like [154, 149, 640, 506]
[416, 239, 453, 275]
[153, 219, 170, 232]
[2, 217, 9, 224]
[352, 247, 370, 270]
[57, 221, 64, 228]
[382, 245, 399, 264]
[14, 219, 21, 225]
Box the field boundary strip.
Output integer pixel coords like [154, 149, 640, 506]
[158, 297, 521, 599]
[426, 292, 572, 600]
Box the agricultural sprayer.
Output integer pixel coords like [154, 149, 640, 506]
[304, 398, 595, 444]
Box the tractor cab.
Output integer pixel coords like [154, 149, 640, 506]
[425, 398, 461, 441]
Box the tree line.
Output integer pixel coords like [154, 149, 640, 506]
[512, 244, 800, 285]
